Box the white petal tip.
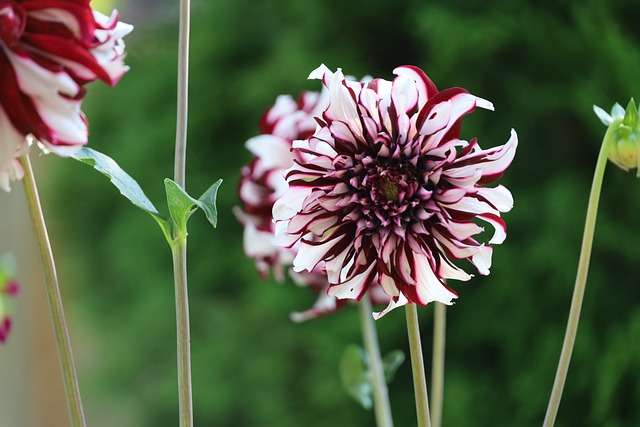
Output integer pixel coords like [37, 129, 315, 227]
[593, 105, 613, 126]
[308, 64, 330, 80]
[476, 98, 494, 111]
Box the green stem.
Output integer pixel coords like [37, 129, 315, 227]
[542, 135, 610, 427]
[173, 0, 193, 425]
[406, 304, 432, 427]
[174, 0, 190, 188]
[19, 155, 86, 427]
[359, 295, 394, 427]
[430, 303, 446, 427]
[171, 235, 192, 427]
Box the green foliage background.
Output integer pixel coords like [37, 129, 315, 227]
[45, 0, 640, 426]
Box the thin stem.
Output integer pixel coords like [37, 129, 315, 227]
[19, 155, 86, 427]
[542, 136, 610, 427]
[171, 236, 192, 427]
[430, 303, 446, 427]
[173, 0, 193, 425]
[174, 0, 190, 188]
[359, 295, 394, 427]
[405, 304, 432, 427]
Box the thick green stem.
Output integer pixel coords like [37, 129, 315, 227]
[173, 0, 193, 424]
[359, 295, 394, 427]
[542, 136, 610, 427]
[19, 155, 86, 427]
[430, 303, 446, 427]
[406, 304, 432, 427]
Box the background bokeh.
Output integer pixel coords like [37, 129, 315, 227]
[4, 0, 640, 426]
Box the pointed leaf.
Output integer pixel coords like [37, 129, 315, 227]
[70, 147, 172, 241]
[624, 98, 638, 127]
[339, 345, 372, 410]
[164, 179, 199, 234]
[197, 179, 223, 228]
[382, 350, 405, 382]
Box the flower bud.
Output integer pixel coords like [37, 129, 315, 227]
[594, 98, 640, 175]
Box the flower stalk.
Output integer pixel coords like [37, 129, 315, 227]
[406, 304, 431, 427]
[430, 303, 446, 427]
[542, 131, 610, 427]
[359, 295, 394, 427]
[171, 234, 192, 427]
[173, 0, 193, 424]
[19, 154, 86, 427]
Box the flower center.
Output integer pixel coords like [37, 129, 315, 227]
[0, 3, 25, 48]
[380, 175, 400, 201]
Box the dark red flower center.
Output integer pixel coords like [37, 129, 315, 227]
[353, 154, 425, 231]
[0, 2, 25, 48]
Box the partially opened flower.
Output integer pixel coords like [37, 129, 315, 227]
[594, 99, 640, 175]
[0, 0, 133, 191]
[273, 65, 517, 318]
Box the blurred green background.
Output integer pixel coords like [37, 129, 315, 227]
[32, 0, 640, 425]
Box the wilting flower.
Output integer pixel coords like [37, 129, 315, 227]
[0, 0, 133, 191]
[0, 254, 19, 343]
[594, 99, 640, 176]
[235, 88, 390, 320]
[273, 65, 517, 318]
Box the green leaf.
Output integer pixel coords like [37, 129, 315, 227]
[339, 345, 372, 410]
[164, 179, 199, 234]
[197, 179, 223, 228]
[164, 178, 223, 235]
[382, 350, 405, 382]
[70, 147, 172, 241]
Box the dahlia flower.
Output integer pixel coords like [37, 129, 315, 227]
[235, 90, 329, 281]
[235, 89, 390, 320]
[0, 0, 133, 191]
[273, 65, 517, 318]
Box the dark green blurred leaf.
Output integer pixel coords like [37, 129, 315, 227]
[339, 345, 372, 410]
[382, 350, 405, 383]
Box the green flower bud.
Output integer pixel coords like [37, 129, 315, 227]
[594, 98, 640, 175]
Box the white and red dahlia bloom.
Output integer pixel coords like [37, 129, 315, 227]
[273, 65, 517, 318]
[235, 89, 390, 321]
[0, 0, 133, 191]
[235, 90, 329, 281]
